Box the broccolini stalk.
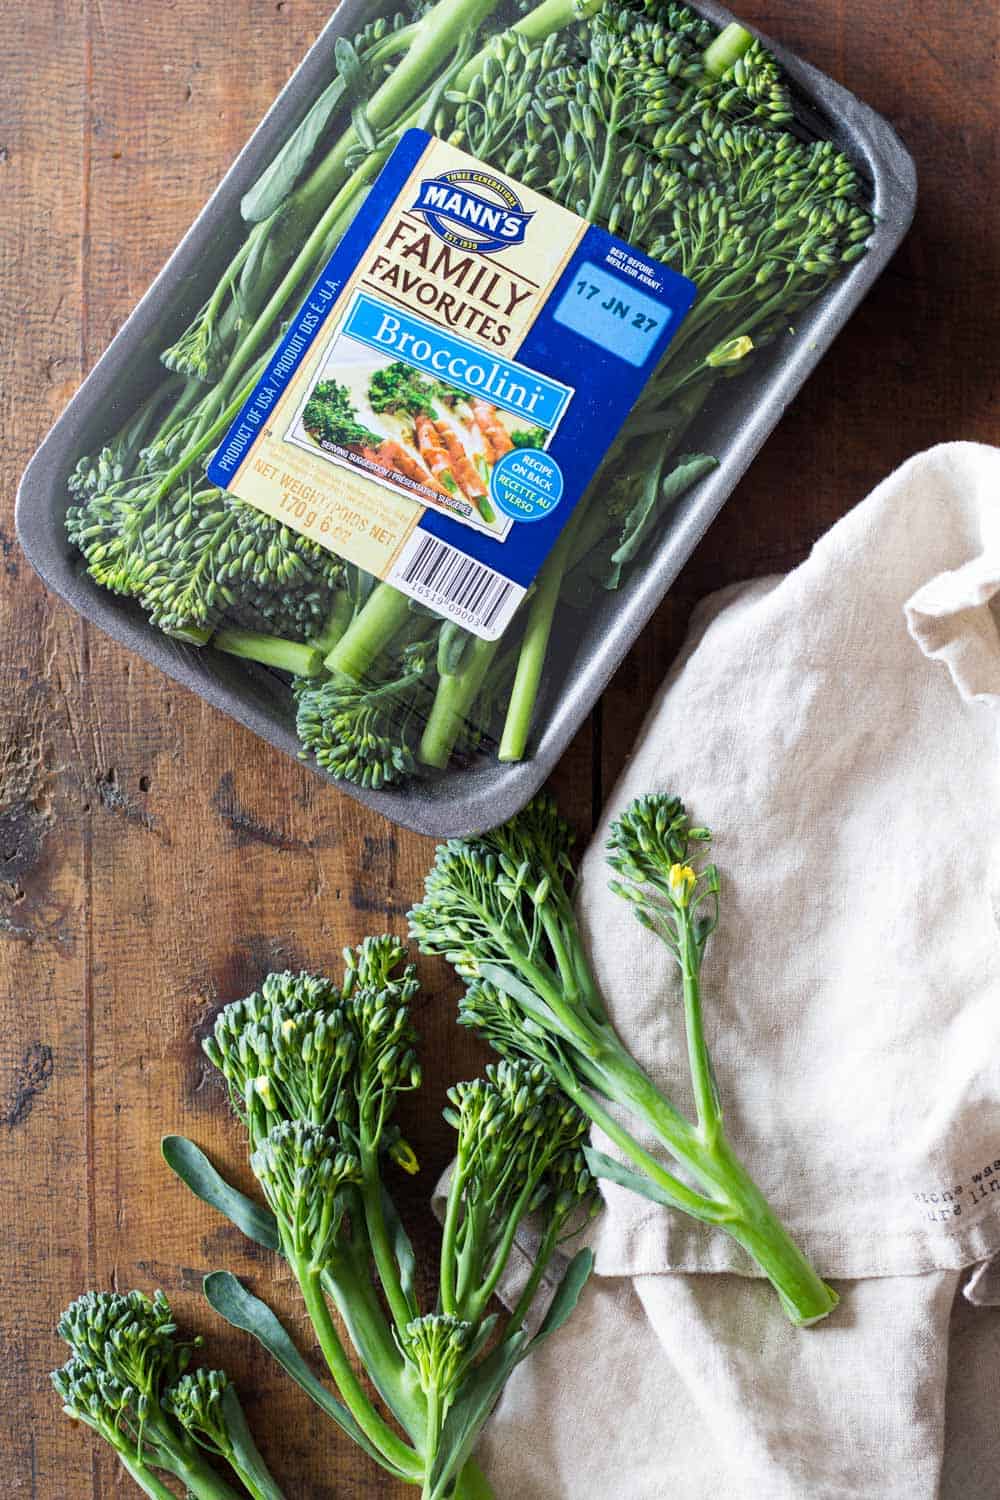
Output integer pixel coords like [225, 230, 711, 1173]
[213, 627, 324, 677]
[163, 1368, 286, 1500]
[703, 21, 755, 76]
[325, 581, 413, 679]
[168, 941, 598, 1498]
[418, 634, 501, 770]
[495, 508, 584, 764]
[52, 1290, 282, 1500]
[409, 792, 839, 1326]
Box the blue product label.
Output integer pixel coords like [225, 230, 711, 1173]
[553, 259, 677, 368]
[490, 450, 564, 523]
[341, 294, 571, 429]
[208, 129, 696, 641]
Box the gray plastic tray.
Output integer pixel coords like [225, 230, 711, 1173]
[16, 0, 916, 837]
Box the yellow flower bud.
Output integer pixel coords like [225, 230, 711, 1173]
[668, 863, 697, 905]
[254, 1075, 276, 1110]
[390, 1139, 420, 1176]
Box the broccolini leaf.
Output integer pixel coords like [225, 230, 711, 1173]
[242, 81, 348, 222]
[605, 452, 719, 589]
[529, 1247, 594, 1350]
[162, 1135, 280, 1251]
[241, 37, 368, 223]
[437, 621, 472, 678]
[203, 1272, 406, 1475]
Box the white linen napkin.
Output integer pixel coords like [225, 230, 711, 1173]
[459, 443, 1000, 1497]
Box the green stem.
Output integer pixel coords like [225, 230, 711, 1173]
[454, 1196, 490, 1314]
[558, 1058, 731, 1224]
[463, 1176, 538, 1324]
[158, 372, 201, 429]
[359, 1151, 417, 1340]
[679, 916, 721, 1145]
[538, 903, 587, 1007]
[213, 1391, 289, 1500]
[702, 22, 754, 77]
[584, 90, 622, 225]
[497, 504, 584, 763]
[212, 627, 323, 677]
[438, 1151, 469, 1317]
[454, 0, 602, 87]
[310, 588, 354, 656]
[325, 581, 412, 679]
[155, 371, 261, 500]
[211, 1436, 283, 1500]
[166, 623, 212, 647]
[167, 1451, 247, 1500]
[708, 1137, 840, 1326]
[505, 1217, 561, 1332]
[115, 1452, 179, 1500]
[226, 1453, 285, 1500]
[228, 1467, 279, 1500]
[298, 1266, 422, 1480]
[323, 1255, 426, 1444]
[419, 635, 501, 769]
[421, 1386, 443, 1500]
[137, 1414, 246, 1500]
[576, 1054, 838, 1325]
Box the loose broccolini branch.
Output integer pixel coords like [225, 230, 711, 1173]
[52, 1290, 285, 1500]
[166, 937, 598, 1498]
[409, 791, 839, 1327]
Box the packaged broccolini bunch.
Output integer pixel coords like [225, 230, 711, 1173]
[64, 0, 872, 794]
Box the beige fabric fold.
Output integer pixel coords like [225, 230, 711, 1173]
[454, 444, 1000, 1498]
[475, 1269, 960, 1500]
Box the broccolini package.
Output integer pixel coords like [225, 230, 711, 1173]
[58, 0, 877, 800]
[208, 128, 698, 767]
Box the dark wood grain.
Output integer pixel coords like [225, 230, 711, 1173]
[1, 1, 996, 1495]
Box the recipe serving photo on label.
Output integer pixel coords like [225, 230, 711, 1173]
[208, 128, 696, 639]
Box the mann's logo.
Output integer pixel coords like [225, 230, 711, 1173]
[410, 166, 533, 256]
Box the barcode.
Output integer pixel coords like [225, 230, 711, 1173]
[390, 531, 525, 641]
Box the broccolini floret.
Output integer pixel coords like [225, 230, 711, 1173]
[52, 1289, 285, 1500]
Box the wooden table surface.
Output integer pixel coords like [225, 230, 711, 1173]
[2, 1, 997, 1494]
